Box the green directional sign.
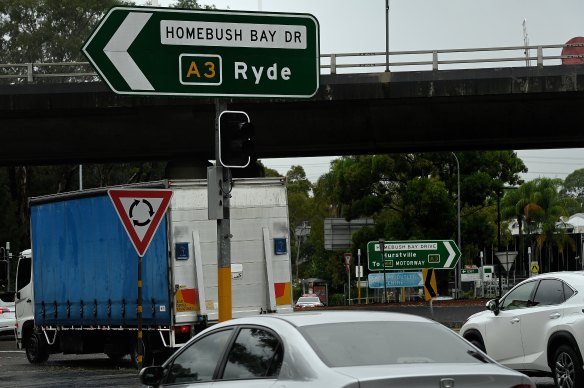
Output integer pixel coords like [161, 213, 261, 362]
[367, 240, 461, 271]
[82, 7, 319, 98]
[461, 268, 480, 281]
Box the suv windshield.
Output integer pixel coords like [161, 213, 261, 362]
[298, 297, 320, 303]
[299, 321, 484, 367]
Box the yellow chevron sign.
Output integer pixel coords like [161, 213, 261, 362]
[423, 268, 438, 301]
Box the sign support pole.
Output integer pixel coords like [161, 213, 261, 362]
[357, 249, 361, 304]
[137, 254, 143, 369]
[380, 238, 387, 303]
[215, 99, 232, 322]
[348, 259, 351, 305]
[5, 242, 10, 292]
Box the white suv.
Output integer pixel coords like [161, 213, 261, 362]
[460, 271, 584, 388]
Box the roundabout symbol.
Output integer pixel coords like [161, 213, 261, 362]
[129, 199, 154, 227]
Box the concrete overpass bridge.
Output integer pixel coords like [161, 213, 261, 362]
[1, 44, 583, 166]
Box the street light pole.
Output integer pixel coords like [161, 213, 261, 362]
[6, 242, 10, 292]
[385, 0, 390, 72]
[451, 152, 461, 298]
[295, 221, 307, 280]
[497, 189, 503, 297]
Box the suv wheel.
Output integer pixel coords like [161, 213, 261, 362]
[469, 337, 486, 352]
[463, 331, 486, 353]
[553, 344, 583, 388]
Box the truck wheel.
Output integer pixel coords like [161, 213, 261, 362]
[26, 332, 49, 364]
[553, 344, 583, 388]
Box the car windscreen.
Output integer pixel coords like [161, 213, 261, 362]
[298, 297, 320, 303]
[299, 321, 487, 367]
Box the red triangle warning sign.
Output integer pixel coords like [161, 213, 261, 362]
[108, 189, 173, 257]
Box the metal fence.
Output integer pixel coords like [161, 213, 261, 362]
[0, 43, 583, 83]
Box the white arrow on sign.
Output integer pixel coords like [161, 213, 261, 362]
[443, 241, 457, 268]
[104, 12, 154, 91]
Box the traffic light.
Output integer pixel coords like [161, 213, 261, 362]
[218, 111, 254, 168]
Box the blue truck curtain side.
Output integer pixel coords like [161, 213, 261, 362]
[30, 193, 171, 327]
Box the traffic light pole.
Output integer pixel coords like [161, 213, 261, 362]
[214, 99, 232, 322]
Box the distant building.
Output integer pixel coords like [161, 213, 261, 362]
[568, 213, 584, 233]
[324, 218, 375, 251]
[508, 213, 584, 235]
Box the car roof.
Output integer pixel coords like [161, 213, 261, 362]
[219, 310, 435, 329]
[530, 271, 584, 282]
[519, 271, 584, 290]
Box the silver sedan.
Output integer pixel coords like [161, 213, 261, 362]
[140, 310, 534, 387]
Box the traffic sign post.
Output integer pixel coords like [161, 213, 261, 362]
[82, 7, 320, 98]
[357, 249, 362, 304]
[344, 253, 352, 304]
[211, 100, 235, 323]
[367, 240, 461, 271]
[108, 188, 173, 370]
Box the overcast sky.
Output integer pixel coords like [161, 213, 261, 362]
[145, 0, 584, 182]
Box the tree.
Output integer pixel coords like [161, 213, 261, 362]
[503, 178, 580, 273]
[501, 184, 531, 273]
[386, 177, 455, 240]
[287, 165, 312, 197]
[0, 1, 171, 255]
[563, 168, 584, 208]
[0, 0, 127, 76]
[170, 0, 213, 9]
[314, 152, 525, 258]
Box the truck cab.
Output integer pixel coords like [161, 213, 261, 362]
[15, 249, 37, 359]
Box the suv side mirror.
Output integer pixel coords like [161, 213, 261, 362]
[139, 366, 164, 387]
[486, 299, 500, 316]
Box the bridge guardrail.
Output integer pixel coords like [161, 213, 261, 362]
[1, 43, 583, 82]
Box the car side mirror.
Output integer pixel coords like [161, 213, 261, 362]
[139, 366, 164, 387]
[486, 299, 500, 316]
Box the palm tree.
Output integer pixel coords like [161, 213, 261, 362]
[502, 178, 579, 273]
[501, 181, 537, 275]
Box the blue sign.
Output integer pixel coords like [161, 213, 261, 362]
[368, 272, 423, 289]
[274, 238, 287, 255]
[175, 242, 189, 260]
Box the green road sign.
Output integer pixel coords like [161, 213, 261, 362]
[461, 268, 480, 281]
[367, 240, 461, 271]
[82, 7, 320, 98]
